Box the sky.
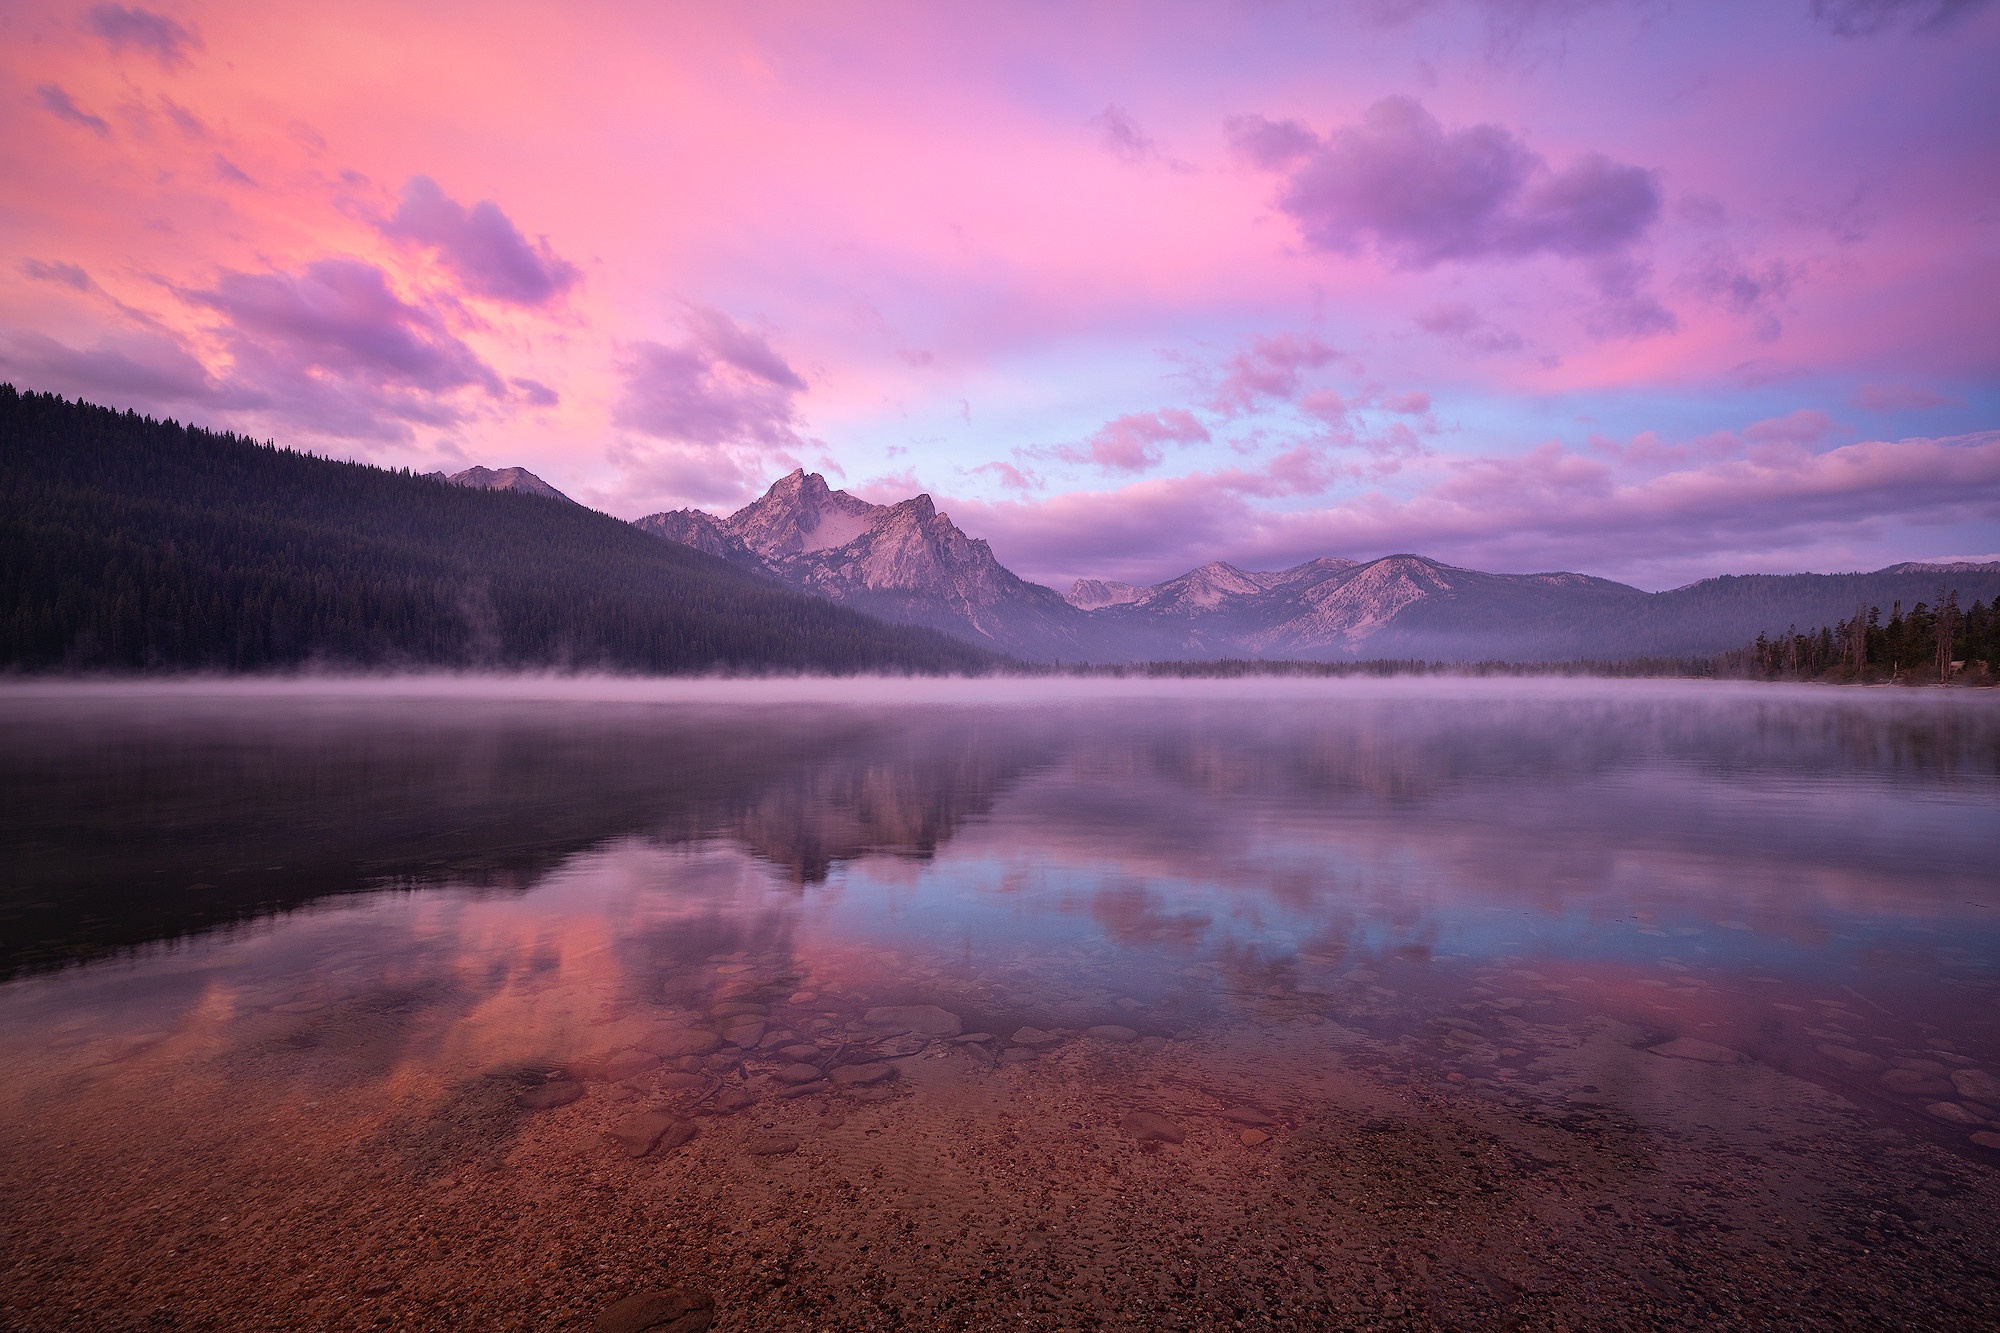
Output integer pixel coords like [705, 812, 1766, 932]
[3, 0, 1997, 591]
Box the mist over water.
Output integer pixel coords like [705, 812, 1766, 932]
[3, 676, 1997, 1328]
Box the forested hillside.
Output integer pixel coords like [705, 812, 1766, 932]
[0, 386, 995, 674]
[1720, 592, 1999, 684]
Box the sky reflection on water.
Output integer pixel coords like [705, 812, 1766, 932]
[2, 677, 1996, 1152]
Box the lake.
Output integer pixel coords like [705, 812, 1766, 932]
[1, 677, 1996, 1330]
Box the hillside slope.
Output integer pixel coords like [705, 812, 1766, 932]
[0, 386, 996, 674]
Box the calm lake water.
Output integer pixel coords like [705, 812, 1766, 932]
[2, 677, 1997, 1330]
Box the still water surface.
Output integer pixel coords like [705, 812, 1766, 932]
[1, 678, 1996, 1329]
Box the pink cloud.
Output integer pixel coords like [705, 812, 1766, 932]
[1209, 332, 1339, 415]
[1082, 408, 1209, 472]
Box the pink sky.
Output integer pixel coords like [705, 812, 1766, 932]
[3, 0, 1996, 589]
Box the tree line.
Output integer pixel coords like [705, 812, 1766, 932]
[0, 385, 996, 675]
[1719, 587, 1996, 684]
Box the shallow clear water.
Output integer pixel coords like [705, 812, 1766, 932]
[2, 677, 1997, 1328]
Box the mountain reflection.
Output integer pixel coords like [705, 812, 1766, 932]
[2, 680, 1993, 980]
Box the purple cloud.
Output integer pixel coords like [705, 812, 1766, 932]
[1082, 409, 1210, 472]
[86, 5, 200, 69]
[36, 86, 110, 137]
[1811, 0, 1991, 35]
[1584, 255, 1677, 339]
[192, 259, 500, 396]
[511, 376, 560, 406]
[1223, 114, 1318, 170]
[382, 176, 580, 307]
[21, 260, 91, 291]
[1209, 332, 1338, 414]
[214, 155, 256, 187]
[1249, 97, 1660, 270]
[1414, 302, 1525, 353]
[0, 328, 234, 409]
[614, 307, 806, 449]
[168, 258, 506, 439]
[1092, 106, 1158, 164]
[1854, 383, 1955, 411]
[1684, 246, 1800, 341]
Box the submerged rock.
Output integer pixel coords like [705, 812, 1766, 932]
[517, 1081, 584, 1110]
[774, 1063, 823, 1085]
[746, 1131, 800, 1156]
[1648, 1038, 1743, 1064]
[1120, 1111, 1186, 1144]
[638, 1027, 723, 1059]
[605, 1112, 695, 1159]
[1219, 1107, 1275, 1127]
[831, 1062, 893, 1086]
[596, 1051, 660, 1082]
[1882, 1069, 1955, 1097]
[1818, 1044, 1888, 1073]
[1927, 1101, 1993, 1127]
[1951, 1069, 2000, 1102]
[862, 1006, 963, 1036]
[719, 1019, 767, 1048]
[591, 1286, 714, 1333]
[1086, 1025, 1138, 1043]
[1010, 1027, 1064, 1050]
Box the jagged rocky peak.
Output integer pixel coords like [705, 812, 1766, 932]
[630, 509, 764, 569]
[728, 469, 885, 558]
[433, 465, 572, 502]
[1068, 578, 1147, 611]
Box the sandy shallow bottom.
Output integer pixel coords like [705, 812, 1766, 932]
[4, 969, 1999, 1333]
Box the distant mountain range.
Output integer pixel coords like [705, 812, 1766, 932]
[8, 380, 1992, 672]
[635, 470, 2000, 663]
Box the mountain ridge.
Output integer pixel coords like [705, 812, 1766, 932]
[0, 387, 996, 675]
[633, 471, 2000, 663]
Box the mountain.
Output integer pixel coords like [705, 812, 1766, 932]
[630, 509, 768, 573]
[0, 386, 996, 674]
[425, 464, 573, 501]
[1076, 552, 2000, 662]
[637, 469, 2000, 663]
[636, 471, 1125, 660]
